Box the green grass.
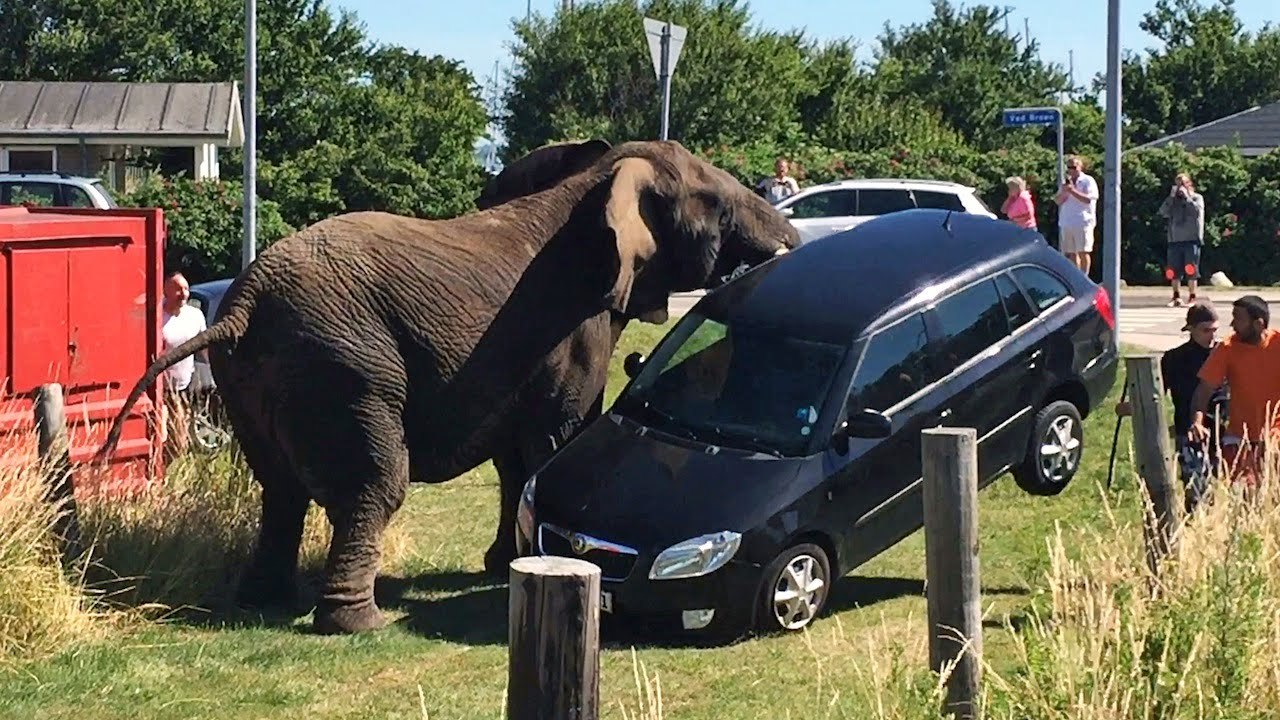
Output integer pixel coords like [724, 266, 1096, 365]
[0, 324, 1154, 719]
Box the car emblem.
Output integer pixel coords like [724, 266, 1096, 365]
[570, 534, 589, 555]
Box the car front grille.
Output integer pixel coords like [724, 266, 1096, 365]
[537, 523, 639, 582]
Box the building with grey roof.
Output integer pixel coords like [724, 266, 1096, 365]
[0, 80, 244, 189]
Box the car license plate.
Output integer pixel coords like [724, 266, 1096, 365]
[601, 590, 613, 614]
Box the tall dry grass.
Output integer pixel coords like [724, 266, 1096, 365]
[0, 421, 413, 663]
[785, 439, 1280, 719]
[0, 458, 107, 665]
[975, 439, 1280, 719]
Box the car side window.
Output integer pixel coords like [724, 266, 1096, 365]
[930, 279, 1009, 370]
[4, 182, 58, 207]
[785, 190, 856, 219]
[912, 190, 965, 211]
[855, 189, 915, 216]
[995, 272, 1034, 332]
[63, 185, 95, 208]
[1012, 266, 1071, 313]
[848, 313, 937, 413]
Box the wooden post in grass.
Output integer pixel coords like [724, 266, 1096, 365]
[507, 556, 601, 720]
[922, 427, 982, 720]
[1124, 354, 1180, 585]
[34, 383, 83, 565]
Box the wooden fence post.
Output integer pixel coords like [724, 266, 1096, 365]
[922, 426, 982, 720]
[507, 556, 601, 720]
[34, 383, 83, 565]
[1124, 354, 1181, 586]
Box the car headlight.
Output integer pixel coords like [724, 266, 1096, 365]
[516, 475, 536, 542]
[648, 531, 742, 580]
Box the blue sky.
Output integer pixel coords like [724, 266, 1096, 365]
[333, 0, 1277, 93]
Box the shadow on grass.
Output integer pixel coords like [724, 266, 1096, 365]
[825, 575, 1030, 615]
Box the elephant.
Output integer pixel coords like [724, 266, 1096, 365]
[95, 138, 800, 635]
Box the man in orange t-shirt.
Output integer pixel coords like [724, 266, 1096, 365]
[1188, 295, 1280, 487]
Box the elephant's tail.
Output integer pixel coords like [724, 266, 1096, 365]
[92, 295, 254, 465]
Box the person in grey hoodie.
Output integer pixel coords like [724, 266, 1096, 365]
[1160, 172, 1206, 307]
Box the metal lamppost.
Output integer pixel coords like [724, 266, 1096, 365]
[242, 0, 258, 270]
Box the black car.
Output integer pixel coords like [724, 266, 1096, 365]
[515, 209, 1118, 641]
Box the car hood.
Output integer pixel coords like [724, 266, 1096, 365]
[534, 413, 808, 552]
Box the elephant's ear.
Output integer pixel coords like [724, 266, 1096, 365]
[476, 139, 612, 209]
[602, 157, 659, 314]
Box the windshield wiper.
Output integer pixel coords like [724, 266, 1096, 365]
[699, 423, 783, 458]
[619, 396, 705, 443]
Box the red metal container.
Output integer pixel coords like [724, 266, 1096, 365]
[0, 205, 166, 496]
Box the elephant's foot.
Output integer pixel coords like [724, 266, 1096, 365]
[483, 541, 517, 578]
[313, 599, 387, 635]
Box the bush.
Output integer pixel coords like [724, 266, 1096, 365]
[117, 174, 294, 283]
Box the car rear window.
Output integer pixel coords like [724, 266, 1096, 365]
[995, 272, 1035, 331]
[930, 279, 1008, 369]
[1012, 266, 1071, 312]
[912, 190, 965, 212]
[856, 189, 915, 216]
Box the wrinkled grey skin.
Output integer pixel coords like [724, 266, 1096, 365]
[95, 139, 800, 635]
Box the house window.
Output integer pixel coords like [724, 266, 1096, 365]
[2, 147, 57, 172]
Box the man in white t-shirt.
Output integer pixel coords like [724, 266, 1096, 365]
[160, 271, 207, 457]
[1054, 155, 1100, 276]
[757, 157, 801, 204]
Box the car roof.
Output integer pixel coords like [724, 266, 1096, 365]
[0, 172, 99, 183]
[791, 177, 976, 194]
[698, 209, 1053, 345]
[190, 277, 234, 295]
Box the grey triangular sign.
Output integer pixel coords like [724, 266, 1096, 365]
[643, 17, 687, 79]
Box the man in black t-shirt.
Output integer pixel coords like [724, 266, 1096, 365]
[1117, 301, 1227, 513]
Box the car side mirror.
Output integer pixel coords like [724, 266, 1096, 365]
[623, 352, 645, 379]
[847, 408, 893, 439]
[832, 408, 893, 455]
[779, 206, 795, 217]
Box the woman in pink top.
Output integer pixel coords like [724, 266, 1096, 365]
[1000, 176, 1038, 230]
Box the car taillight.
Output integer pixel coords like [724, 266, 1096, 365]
[1094, 286, 1115, 329]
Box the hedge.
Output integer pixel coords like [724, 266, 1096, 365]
[116, 174, 294, 283]
[697, 140, 1280, 286]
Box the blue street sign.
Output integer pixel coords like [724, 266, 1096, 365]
[1002, 108, 1060, 127]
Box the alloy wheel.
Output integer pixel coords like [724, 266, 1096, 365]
[1038, 414, 1081, 484]
[771, 554, 827, 630]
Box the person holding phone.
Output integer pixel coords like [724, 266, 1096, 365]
[1159, 172, 1206, 307]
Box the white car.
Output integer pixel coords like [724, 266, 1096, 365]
[773, 178, 997, 245]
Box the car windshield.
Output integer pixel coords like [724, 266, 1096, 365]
[615, 313, 849, 456]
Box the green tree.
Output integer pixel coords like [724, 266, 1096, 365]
[872, 0, 1070, 150]
[0, 0, 488, 231]
[1119, 0, 1280, 145]
[501, 0, 814, 161]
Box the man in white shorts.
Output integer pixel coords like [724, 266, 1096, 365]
[1054, 155, 1100, 276]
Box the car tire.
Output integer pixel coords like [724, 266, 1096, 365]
[1012, 400, 1084, 496]
[754, 542, 832, 635]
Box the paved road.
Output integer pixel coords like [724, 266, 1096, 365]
[669, 289, 1280, 353]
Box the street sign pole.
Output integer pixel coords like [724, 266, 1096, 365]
[643, 18, 686, 141]
[1103, 0, 1123, 347]
[659, 23, 671, 140]
[1001, 106, 1065, 187]
[242, 0, 257, 270]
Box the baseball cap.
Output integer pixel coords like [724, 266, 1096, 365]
[1182, 301, 1218, 331]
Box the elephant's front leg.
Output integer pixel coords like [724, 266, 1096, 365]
[483, 447, 528, 577]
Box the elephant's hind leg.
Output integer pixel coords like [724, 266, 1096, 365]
[305, 405, 411, 635]
[229, 408, 311, 613]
